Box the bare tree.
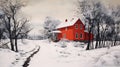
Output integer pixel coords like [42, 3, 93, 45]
[0, 21, 3, 40]
[0, 0, 30, 52]
[76, 0, 94, 50]
[110, 6, 120, 46]
[76, 0, 106, 50]
[76, 0, 118, 50]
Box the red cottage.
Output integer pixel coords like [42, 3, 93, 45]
[52, 18, 94, 41]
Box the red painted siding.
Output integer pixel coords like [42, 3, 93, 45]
[58, 26, 74, 40]
[84, 32, 94, 40]
[72, 19, 85, 40]
[57, 19, 94, 41]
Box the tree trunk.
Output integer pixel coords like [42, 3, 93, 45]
[95, 22, 100, 49]
[113, 35, 117, 46]
[10, 38, 14, 51]
[95, 40, 98, 48]
[86, 30, 92, 50]
[15, 37, 18, 52]
[103, 37, 106, 47]
[99, 39, 101, 48]
[86, 21, 92, 50]
[113, 38, 117, 46]
[8, 17, 15, 51]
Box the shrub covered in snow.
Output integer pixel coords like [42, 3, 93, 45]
[73, 42, 85, 48]
[57, 40, 67, 48]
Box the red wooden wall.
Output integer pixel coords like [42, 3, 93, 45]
[57, 19, 94, 41]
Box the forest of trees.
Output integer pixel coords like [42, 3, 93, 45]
[76, 0, 120, 50]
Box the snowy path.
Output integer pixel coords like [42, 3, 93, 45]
[0, 39, 40, 67]
[28, 41, 60, 67]
[27, 40, 120, 67]
[23, 46, 40, 67]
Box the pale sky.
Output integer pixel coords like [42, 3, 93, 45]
[21, 0, 120, 29]
[22, 0, 76, 23]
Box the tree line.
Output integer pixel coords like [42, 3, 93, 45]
[76, 0, 120, 50]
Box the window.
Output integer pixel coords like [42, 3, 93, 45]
[75, 24, 78, 29]
[63, 34, 66, 38]
[80, 24, 82, 29]
[75, 33, 78, 39]
[80, 34, 82, 38]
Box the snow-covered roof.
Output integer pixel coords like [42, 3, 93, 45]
[50, 30, 61, 33]
[56, 18, 83, 29]
[84, 30, 88, 32]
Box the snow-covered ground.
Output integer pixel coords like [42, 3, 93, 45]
[0, 40, 120, 67]
[28, 40, 120, 67]
[0, 48, 18, 67]
[0, 39, 39, 67]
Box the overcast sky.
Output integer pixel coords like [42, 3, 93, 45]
[22, 0, 76, 23]
[21, 0, 120, 29]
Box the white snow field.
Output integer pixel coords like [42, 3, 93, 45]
[0, 39, 39, 67]
[28, 40, 120, 67]
[0, 39, 120, 67]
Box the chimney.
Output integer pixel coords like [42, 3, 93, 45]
[65, 19, 67, 22]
